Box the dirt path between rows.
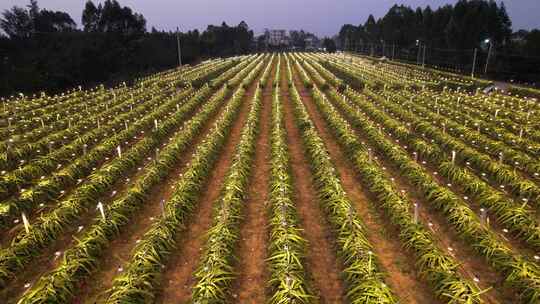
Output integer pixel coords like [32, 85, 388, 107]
[365, 93, 539, 257]
[3, 152, 155, 304]
[74, 100, 231, 304]
[0, 128, 145, 247]
[1, 90, 213, 303]
[230, 63, 275, 303]
[281, 62, 346, 303]
[289, 62, 439, 303]
[332, 87, 515, 303]
[154, 72, 262, 303]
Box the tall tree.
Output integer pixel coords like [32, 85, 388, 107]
[35, 10, 76, 32]
[1, 0, 76, 38]
[323, 37, 336, 52]
[82, 0, 146, 35]
[364, 14, 379, 42]
[0, 6, 32, 38]
[82, 1, 100, 32]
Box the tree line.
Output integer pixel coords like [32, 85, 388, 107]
[0, 0, 254, 96]
[338, 0, 540, 84]
[2, 0, 538, 96]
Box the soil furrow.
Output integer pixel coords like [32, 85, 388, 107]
[289, 65, 439, 303]
[1, 93, 206, 303]
[230, 64, 275, 302]
[74, 101, 231, 304]
[2, 156, 154, 303]
[154, 76, 261, 304]
[331, 85, 518, 303]
[282, 61, 346, 303]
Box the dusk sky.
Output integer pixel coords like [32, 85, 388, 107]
[2, 0, 539, 37]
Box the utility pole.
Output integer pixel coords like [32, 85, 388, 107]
[176, 27, 182, 67]
[471, 48, 478, 78]
[422, 44, 426, 68]
[416, 40, 421, 64]
[484, 39, 492, 75]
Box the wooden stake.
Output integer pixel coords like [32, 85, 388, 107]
[97, 202, 105, 220]
[22, 212, 30, 233]
[480, 208, 487, 225]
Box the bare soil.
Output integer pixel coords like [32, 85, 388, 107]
[329, 83, 515, 303]
[154, 70, 262, 303]
[0, 98, 179, 245]
[230, 63, 275, 303]
[73, 97, 230, 304]
[290, 65, 440, 303]
[280, 64, 346, 303]
[0, 94, 203, 303]
[2, 155, 155, 304]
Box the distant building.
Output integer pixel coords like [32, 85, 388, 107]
[511, 30, 528, 46]
[266, 29, 289, 46]
[305, 35, 321, 51]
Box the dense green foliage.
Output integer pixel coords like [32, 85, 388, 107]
[338, 0, 540, 83]
[0, 1, 254, 96]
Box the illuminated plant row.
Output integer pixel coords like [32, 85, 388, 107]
[0, 86, 122, 137]
[0, 86, 207, 229]
[0, 58, 201, 122]
[267, 80, 313, 303]
[284, 55, 294, 86]
[106, 86, 248, 303]
[0, 88, 132, 147]
[191, 84, 263, 302]
[436, 88, 540, 127]
[292, 53, 326, 88]
[187, 58, 239, 87]
[416, 89, 540, 155]
[297, 53, 342, 87]
[312, 80, 540, 302]
[0, 83, 224, 288]
[0, 85, 159, 169]
[320, 58, 382, 89]
[288, 73, 397, 303]
[210, 54, 259, 88]
[366, 88, 540, 211]
[259, 53, 275, 86]
[273, 54, 281, 87]
[396, 88, 540, 175]
[0, 56, 252, 224]
[0, 60, 234, 165]
[0, 58, 209, 119]
[0, 60, 226, 161]
[104, 58, 265, 302]
[295, 57, 484, 302]
[341, 88, 540, 250]
[0, 87, 194, 200]
[293, 55, 313, 88]
[384, 87, 540, 182]
[0, 59, 226, 165]
[229, 54, 266, 88]
[15, 75, 244, 304]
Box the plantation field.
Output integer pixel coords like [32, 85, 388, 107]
[1, 52, 540, 303]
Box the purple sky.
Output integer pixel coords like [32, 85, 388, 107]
[2, 0, 538, 37]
